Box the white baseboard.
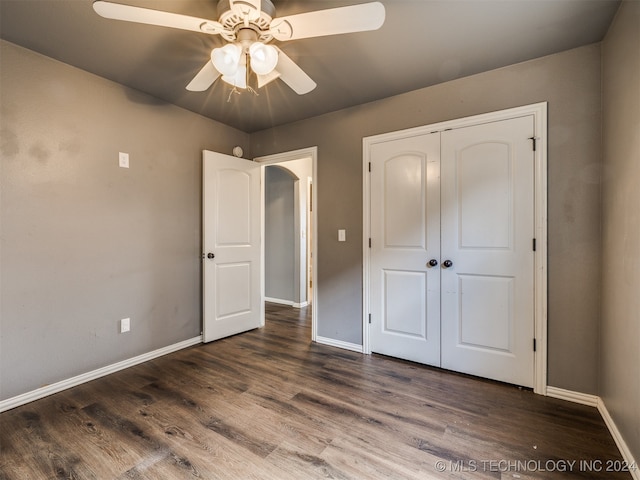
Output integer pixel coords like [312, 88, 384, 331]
[546, 386, 638, 479]
[315, 336, 364, 353]
[265, 297, 308, 309]
[597, 397, 640, 480]
[265, 297, 294, 306]
[0, 336, 202, 413]
[546, 386, 599, 407]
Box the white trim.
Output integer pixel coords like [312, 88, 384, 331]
[254, 147, 318, 342]
[362, 102, 548, 394]
[315, 336, 364, 353]
[546, 386, 599, 407]
[598, 398, 640, 480]
[545, 387, 639, 479]
[0, 336, 202, 413]
[265, 297, 296, 306]
[362, 139, 372, 356]
[264, 297, 309, 309]
[532, 103, 548, 396]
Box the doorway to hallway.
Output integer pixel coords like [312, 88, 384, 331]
[256, 147, 318, 341]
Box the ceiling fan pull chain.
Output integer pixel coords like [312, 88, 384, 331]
[245, 52, 259, 97]
[246, 52, 250, 88]
[227, 86, 241, 103]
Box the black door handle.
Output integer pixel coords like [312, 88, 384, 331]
[427, 259, 438, 267]
[207, 253, 215, 259]
[442, 260, 453, 268]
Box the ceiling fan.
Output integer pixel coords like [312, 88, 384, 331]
[93, 0, 386, 95]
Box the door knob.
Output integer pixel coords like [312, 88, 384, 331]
[207, 252, 215, 259]
[442, 259, 453, 268]
[427, 259, 438, 267]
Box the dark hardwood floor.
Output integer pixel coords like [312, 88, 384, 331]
[0, 303, 631, 479]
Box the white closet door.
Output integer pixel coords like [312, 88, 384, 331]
[369, 133, 441, 366]
[440, 116, 535, 387]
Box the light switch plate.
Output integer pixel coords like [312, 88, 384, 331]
[119, 152, 129, 168]
[338, 229, 346, 242]
[120, 317, 130, 333]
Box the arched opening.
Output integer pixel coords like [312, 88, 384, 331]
[265, 161, 311, 307]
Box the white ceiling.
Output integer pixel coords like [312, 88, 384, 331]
[0, 0, 620, 132]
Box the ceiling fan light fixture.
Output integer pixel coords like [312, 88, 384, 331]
[249, 42, 278, 75]
[211, 43, 242, 77]
[222, 63, 247, 89]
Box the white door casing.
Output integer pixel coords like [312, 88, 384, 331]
[202, 151, 262, 343]
[363, 103, 547, 392]
[440, 116, 535, 388]
[369, 133, 441, 366]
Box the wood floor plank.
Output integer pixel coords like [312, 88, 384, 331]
[0, 303, 632, 479]
[265, 441, 352, 480]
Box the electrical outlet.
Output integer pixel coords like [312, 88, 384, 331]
[119, 152, 129, 168]
[120, 317, 130, 333]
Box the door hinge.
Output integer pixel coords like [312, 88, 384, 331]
[369, 313, 372, 324]
[529, 136, 537, 151]
[533, 238, 536, 251]
[533, 338, 537, 352]
[369, 238, 372, 248]
[368, 162, 371, 172]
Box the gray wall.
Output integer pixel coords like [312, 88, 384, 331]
[252, 44, 603, 394]
[601, 1, 640, 461]
[265, 166, 296, 302]
[0, 40, 250, 400]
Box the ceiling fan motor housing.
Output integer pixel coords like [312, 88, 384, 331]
[217, 0, 276, 42]
[237, 28, 260, 51]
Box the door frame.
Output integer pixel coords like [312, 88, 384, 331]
[362, 103, 548, 395]
[255, 146, 318, 341]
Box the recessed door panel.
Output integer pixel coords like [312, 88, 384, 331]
[458, 143, 512, 250]
[384, 155, 426, 249]
[383, 270, 426, 338]
[216, 262, 252, 319]
[216, 170, 252, 246]
[458, 275, 513, 352]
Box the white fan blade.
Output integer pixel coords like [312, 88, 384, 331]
[93, 1, 227, 35]
[273, 47, 316, 95]
[257, 70, 281, 89]
[270, 2, 385, 41]
[186, 61, 221, 91]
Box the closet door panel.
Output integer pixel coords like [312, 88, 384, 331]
[440, 116, 535, 388]
[369, 133, 441, 366]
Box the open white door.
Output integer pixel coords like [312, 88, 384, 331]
[203, 150, 262, 343]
